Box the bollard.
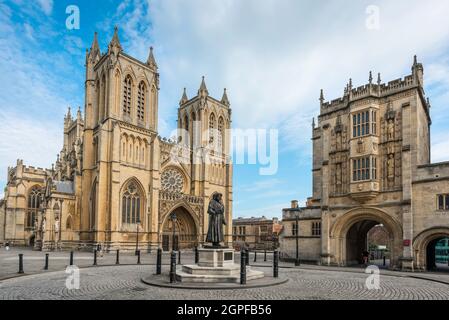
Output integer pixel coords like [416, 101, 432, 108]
[18, 254, 24, 274]
[93, 250, 97, 266]
[383, 256, 386, 267]
[137, 250, 141, 264]
[254, 250, 257, 263]
[195, 246, 199, 264]
[178, 250, 181, 265]
[245, 249, 249, 266]
[69, 251, 74, 266]
[170, 251, 177, 283]
[273, 250, 279, 278]
[116, 249, 120, 265]
[156, 248, 162, 275]
[240, 250, 247, 285]
[44, 253, 49, 270]
[264, 250, 267, 262]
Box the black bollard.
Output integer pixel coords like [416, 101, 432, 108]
[273, 250, 279, 278]
[137, 250, 141, 264]
[245, 249, 249, 266]
[178, 250, 181, 265]
[69, 251, 74, 266]
[383, 256, 386, 267]
[116, 249, 120, 265]
[156, 248, 162, 275]
[18, 254, 24, 274]
[254, 250, 257, 263]
[170, 251, 177, 283]
[44, 253, 49, 270]
[240, 250, 247, 285]
[195, 246, 199, 264]
[93, 250, 97, 266]
[264, 250, 267, 262]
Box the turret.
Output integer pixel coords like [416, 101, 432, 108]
[146, 46, 158, 70]
[221, 88, 230, 107]
[412, 55, 424, 86]
[108, 26, 122, 56]
[179, 88, 188, 106]
[198, 76, 209, 97]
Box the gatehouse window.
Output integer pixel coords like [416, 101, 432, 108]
[27, 187, 41, 229]
[352, 156, 377, 182]
[352, 109, 377, 138]
[121, 182, 142, 224]
[292, 223, 298, 236]
[437, 194, 449, 211]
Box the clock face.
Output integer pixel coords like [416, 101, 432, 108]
[161, 168, 184, 193]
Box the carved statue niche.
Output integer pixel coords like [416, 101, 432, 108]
[357, 138, 364, 153]
[387, 153, 395, 187]
[386, 103, 396, 141]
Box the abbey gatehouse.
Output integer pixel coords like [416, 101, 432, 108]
[281, 57, 449, 271]
[0, 28, 233, 252]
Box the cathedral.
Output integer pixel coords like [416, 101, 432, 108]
[0, 28, 233, 252]
[280, 57, 449, 271]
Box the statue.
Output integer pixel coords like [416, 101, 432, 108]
[206, 193, 227, 247]
[387, 119, 395, 140]
[387, 154, 395, 179]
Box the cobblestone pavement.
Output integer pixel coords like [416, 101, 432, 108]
[1, 264, 449, 300]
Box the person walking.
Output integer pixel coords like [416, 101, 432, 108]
[5, 241, 10, 251]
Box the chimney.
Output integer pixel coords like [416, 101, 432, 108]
[291, 200, 299, 209]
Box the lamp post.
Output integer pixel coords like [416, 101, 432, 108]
[135, 217, 141, 256]
[171, 212, 177, 252]
[295, 214, 301, 266]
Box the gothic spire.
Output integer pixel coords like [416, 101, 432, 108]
[147, 46, 158, 69]
[179, 88, 188, 106]
[77, 106, 82, 121]
[198, 76, 209, 96]
[369, 71, 373, 84]
[377, 72, 382, 85]
[221, 88, 230, 106]
[319, 89, 324, 103]
[108, 26, 122, 53]
[89, 32, 100, 58]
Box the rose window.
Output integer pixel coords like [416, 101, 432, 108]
[161, 168, 184, 193]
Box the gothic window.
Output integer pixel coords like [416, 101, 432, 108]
[27, 187, 41, 228]
[371, 110, 377, 135]
[209, 113, 216, 144]
[218, 117, 224, 152]
[437, 194, 449, 211]
[137, 81, 146, 122]
[352, 156, 377, 182]
[123, 75, 132, 116]
[161, 168, 184, 193]
[312, 222, 322, 236]
[121, 182, 142, 224]
[352, 110, 372, 137]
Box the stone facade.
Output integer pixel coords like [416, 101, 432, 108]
[0, 28, 233, 252]
[280, 57, 449, 271]
[232, 216, 282, 250]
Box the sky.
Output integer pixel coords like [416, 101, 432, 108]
[1, 0, 449, 219]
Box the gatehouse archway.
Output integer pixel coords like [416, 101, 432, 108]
[161, 206, 198, 251]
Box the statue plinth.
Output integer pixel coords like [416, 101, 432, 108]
[176, 247, 265, 284]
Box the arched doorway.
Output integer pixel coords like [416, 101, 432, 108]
[162, 206, 198, 251]
[425, 237, 449, 272]
[346, 221, 391, 267]
[413, 227, 449, 271]
[330, 208, 402, 268]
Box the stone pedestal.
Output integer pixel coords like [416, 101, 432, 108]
[177, 247, 265, 284]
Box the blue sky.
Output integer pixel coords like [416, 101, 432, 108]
[1, 0, 449, 219]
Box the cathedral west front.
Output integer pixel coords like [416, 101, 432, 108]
[0, 28, 233, 252]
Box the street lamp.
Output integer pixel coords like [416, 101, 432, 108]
[171, 212, 177, 252]
[295, 214, 301, 266]
[135, 217, 141, 255]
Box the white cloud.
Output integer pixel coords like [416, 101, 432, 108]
[36, 0, 53, 16]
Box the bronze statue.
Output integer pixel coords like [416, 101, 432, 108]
[206, 193, 226, 247]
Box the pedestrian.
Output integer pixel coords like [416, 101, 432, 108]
[362, 250, 369, 266]
[97, 243, 104, 257]
[5, 241, 10, 251]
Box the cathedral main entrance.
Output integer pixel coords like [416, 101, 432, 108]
[162, 207, 198, 251]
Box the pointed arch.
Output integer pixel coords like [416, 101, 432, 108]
[89, 178, 98, 231]
[137, 81, 146, 122]
[26, 185, 42, 228]
[114, 68, 122, 114]
[120, 178, 146, 225]
[218, 116, 224, 153]
[123, 74, 132, 116]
